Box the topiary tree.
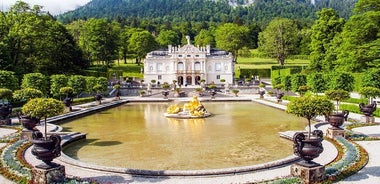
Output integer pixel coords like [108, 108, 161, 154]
[325, 89, 350, 113]
[85, 76, 97, 95]
[282, 75, 292, 92]
[96, 77, 109, 94]
[13, 88, 43, 103]
[0, 88, 12, 105]
[359, 87, 380, 104]
[21, 73, 48, 95]
[328, 72, 354, 92]
[291, 74, 307, 93]
[307, 72, 328, 94]
[362, 68, 380, 89]
[22, 98, 65, 139]
[0, 70, 19, 90]
[287, 94, 334, 138]
[50, 75, 68, 98]
[68, 75, 87, 98]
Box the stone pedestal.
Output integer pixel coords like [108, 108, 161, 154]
[326, 128, 345, 139]
[291, 163, 325, 184]
[21, 130, 34, 141]
[0, 119, 11, 125]
[31, 164, 65, 184]
[361, 116, 375, 123]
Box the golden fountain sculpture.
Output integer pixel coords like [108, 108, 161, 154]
[165, 96, 211, 118]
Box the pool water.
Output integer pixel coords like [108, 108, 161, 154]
[61, 102, 306, 170]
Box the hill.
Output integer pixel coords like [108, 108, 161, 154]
[57, 0, 356, 24]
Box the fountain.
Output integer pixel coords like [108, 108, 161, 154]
[164, 95, 211, 118]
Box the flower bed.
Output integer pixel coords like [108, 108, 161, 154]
[325, 136, 368, 182]
[345, 122, 380, 141]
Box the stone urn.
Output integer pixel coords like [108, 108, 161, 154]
[162, 91, 169, 99]
[62, 97, 73, 112]
[276, 92, 284, 102]
[359, 103, 377, 117]
[0, 103, 12, 124]
[31, 131, 62, 169]
[18, 114, 40, 130]
[259, 90, 265, 98]
[94, 94, 103, 104]
[293, 130, 324, 167]
[209, 90, 216, 99]
[328, 110, 349, 130]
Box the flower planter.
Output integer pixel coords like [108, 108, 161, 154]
[18, 114, 40, 130]
[31, 132, 62, 169]
[293, 130, 324, 167]
[328, 110, 349, 130]
[359, 103, 376, 117]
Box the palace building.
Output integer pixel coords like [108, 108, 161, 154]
[144, 36, 234, 86]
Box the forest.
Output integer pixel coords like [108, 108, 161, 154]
[0, 0, 378, 79]
[57, 0, 357, 25]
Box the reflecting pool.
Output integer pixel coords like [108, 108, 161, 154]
[61, 102, 306, 170]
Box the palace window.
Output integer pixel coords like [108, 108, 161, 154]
[158, 75, 162, 80]
[216, 75, 221, 80]
[215, 63, 221, 71]
[157, 63, 163, 72]
[195, 62, 201, 70]
[178, 62, 184, 70]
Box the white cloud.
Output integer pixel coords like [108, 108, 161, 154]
[1, 0, 91, 15]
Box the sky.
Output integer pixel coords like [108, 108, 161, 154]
[1, 0, 91, 15]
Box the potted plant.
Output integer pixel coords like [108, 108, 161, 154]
[161, 82, 170, 98]
[113, 84, 121, 100]
[232, 89, 239, 97]
[286, 94, 334, 167]
[258, 83, 266, 98]
[0, 88, 13, 125]
[139, 90, 146, 97]
[151, 80, 156, 87]
[324, 89, 350, 129]
[13, 88, 43, 130]
[208, 84, 217, 99]
[60, 86, 74, 112]
[195, 87, 203, 96]
[297, 85, 309, 96]
[93, 84, 103, 105]
[22, 98, 65, 168]
[358, 87, 380, 117]
[174, 88, 181, 97]
[220, 79, 226, 87]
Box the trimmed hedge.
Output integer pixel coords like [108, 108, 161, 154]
[239, 68, 271, 78]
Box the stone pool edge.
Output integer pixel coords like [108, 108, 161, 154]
[53, 97, 302, 177]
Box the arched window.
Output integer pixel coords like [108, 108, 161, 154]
[195, 62, 201, 71]
[178, 62, 184, 70]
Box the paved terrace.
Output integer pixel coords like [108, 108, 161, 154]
[1, 93, 380, 183]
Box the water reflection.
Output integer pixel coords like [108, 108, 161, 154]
[61, 102, 306, 170]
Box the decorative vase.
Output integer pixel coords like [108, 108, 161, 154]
[259, 90, 265, 98]
[359, 103, 377, 117]
[62, 97, 73, 112]
[31, 131, 62, 169]
[276, 92, 284, 102]
[209, 90, 216, 99]
[18, 114, 40, 130]
[94, 94, 102, 104]
[293, 130, 324, 167]
[0, 104, 12, 119]
[328, 110, 349, 130]
[162, 91, 169, 99]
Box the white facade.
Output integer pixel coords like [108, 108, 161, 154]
[144, 36, 234, 86]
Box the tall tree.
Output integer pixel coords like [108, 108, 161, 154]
[215, 23, 249, 62]
[128, 31, 158, 65]
[0, 1, 88, 76]
[309, 8, 345, 72]
[194, 29, 215, 47]
[258, 18, 299, 66]
[335, 0, 380, 72]
[81, 18, 120, 67]
[156, 30, 180, 47]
